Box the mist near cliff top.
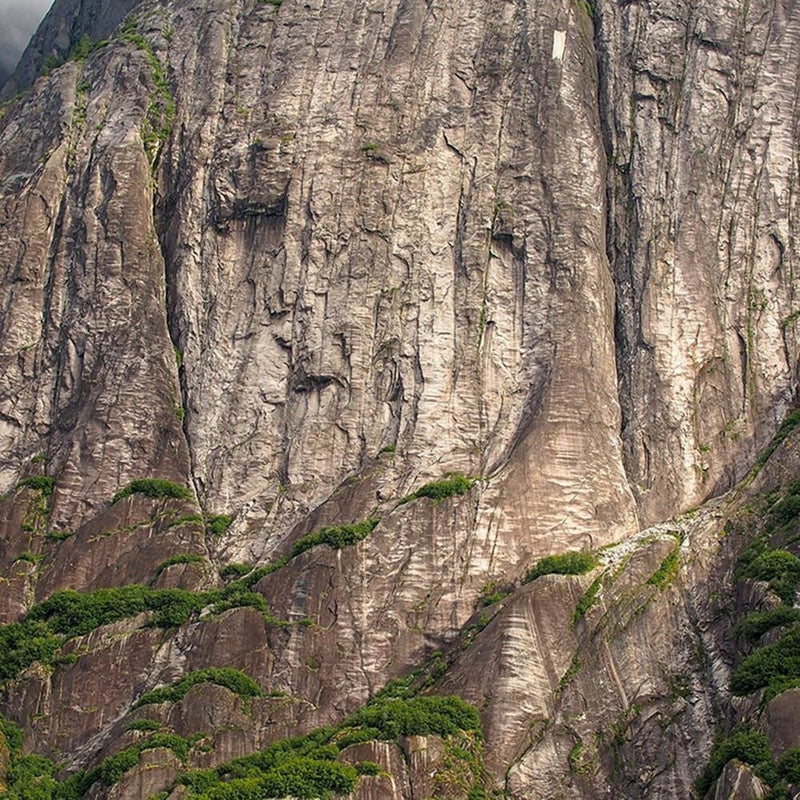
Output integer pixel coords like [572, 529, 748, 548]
[0, 0, 52, 86]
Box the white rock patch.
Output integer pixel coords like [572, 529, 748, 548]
[552, 30, 566, 60]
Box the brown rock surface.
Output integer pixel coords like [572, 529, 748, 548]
[0, 0, 799, 797]
[712, 760, 768, 800]
[766, 689, 800, 756]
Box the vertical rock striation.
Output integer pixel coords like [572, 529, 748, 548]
[0, 0, 799, 797]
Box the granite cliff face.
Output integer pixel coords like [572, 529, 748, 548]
[1, 0, 800, 797]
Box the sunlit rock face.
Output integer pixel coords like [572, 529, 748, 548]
[0, 0, 799, 796]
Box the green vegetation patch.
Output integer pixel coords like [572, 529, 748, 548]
[730, 626, 800, 698]
[40, 34, 109, 76]
[175, 694, 482, 799]
[12, 552, 42, 565]
[1, 676, 484, 799]
[156, 553, 206, 574]
[0, 714, 198, 797]
[206, 514, 233, 536]
[572, 573, 603, 626]
[741, 550, 800, 606]
[399, 472, 474, 505]
[112, 478, 193, 504]
[0, 586, 209, 681]
[220, 563, 252, 579]
[17, 475, 55, 497]
[0, 620, 64, 682]
[524, 551, 596, 584]
[777, 747, 800, 783]
[0, 513, 383, 682]
[771, 478, 800, 527]
[221, 518, 380, 588]
[117, 16, 176, 164]
[339, 695, 481, 741]
[695, 727, 772, 797]
[737, 607, 800, 643]
[646, 542, 682, 590]
[127, 718, 163, 732]
[289, 519, 379, 556]
[46, 530, 74, 542]
[0, 515, 379, 681]
[477, 581, 512, 608]
[134, 668, 263, 708]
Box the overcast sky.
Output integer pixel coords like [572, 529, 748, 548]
[0, 0, 53, 84]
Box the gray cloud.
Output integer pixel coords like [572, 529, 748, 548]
[0, 0, 53, 83]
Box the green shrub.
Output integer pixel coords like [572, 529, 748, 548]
[777, 748, 800, 783]
[524, 551, 597, 584]
[127, 718, 163, 732]
[4, 690, 483, 799]
[335, 727, 383, 749]
[206, 514, 233, 536]
[0, 713, 23, 752]
[156, 553, 206, 574]
[31, 586, 175, 636]
[341, 695, 481, 740]
[210, 589, 269, 617]
[94, 747, 141, 786]
[142, 733, 190, 761]
[134, 668, 263, 708]
[479, 590, 511, 607]
[112, 479, 192, 504]
[695, 727, 772, 796]
[5, 753, 59, 797]
[742, 550, 800, 605]
[772, 485, 800, 526]
[67, 34, 108, 62]
[87, 732, 193, 788]
[13, 552, 42, 565]
[178, 730, 351, 796]
[0, 586, 217, 680]
[214, 519, 380, 592]
[290, 519, 379, 557]
[169, 513, 204, 528]
[400, 473, 473, 504]
[17, 476, 55, 496]
[0, 620, 62, 680]
[220, 563, 252, 579]
[259, 758, 358, 798]
[737, 607, 800, 642]
[731, 626, 800, 697]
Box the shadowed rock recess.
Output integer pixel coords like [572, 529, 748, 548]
[0, 0, 799, 797]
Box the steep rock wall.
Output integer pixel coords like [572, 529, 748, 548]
[0, 0, 799, 797]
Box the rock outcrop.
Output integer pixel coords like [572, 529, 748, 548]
[1, 0, 800, 797]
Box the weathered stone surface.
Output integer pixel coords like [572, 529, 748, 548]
[338, 741, 408, 800]
[11, 619, 165, 761]
[106, 747, 181, 800]
[766, 689, 800, 756]
[0, 0, 799, 797]
[598, 0, 800, 522]
[712, 760, 768, 800]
